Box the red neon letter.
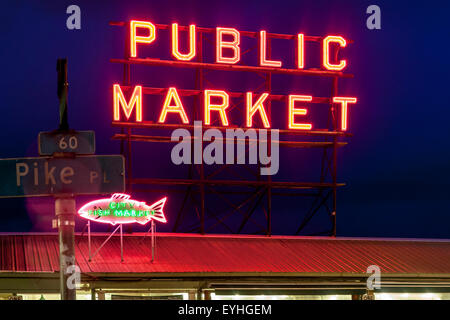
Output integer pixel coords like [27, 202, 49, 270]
[246, 92, 270, 128]
[113, 84, 142, 122]
[204, 90, 229, 126]
[288, 95, 312, 130]
[332, 96, 357, 131]
[130, 20, 156, 58]
[259, 31, 282, 67]
[158, 87, 189, 124]
[216, 28, 240, 64]
[297, 33, 304, 69]
[323, 35, 347, 71]
[171, 23, 196, 61]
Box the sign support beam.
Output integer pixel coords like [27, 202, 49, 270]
[55, 58, 76, 300]
[151, 220, 156, 263]
[55, 197, 76, 300]
[57, 58, 69, 131]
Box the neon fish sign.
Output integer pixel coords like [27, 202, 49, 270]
[78, 193, 167, 225]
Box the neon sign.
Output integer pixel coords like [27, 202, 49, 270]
[129, 21, 347, 70]
[113, 21, 358, 131]
[78, 193, 167, 225]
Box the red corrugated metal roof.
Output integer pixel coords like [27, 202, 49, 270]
[1, 233, 450, 275]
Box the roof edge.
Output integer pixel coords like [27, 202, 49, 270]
[0, 232, 449, 243]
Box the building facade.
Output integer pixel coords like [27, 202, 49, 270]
[1, 233, 449, 300]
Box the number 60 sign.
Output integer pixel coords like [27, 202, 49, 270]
[38, 130, 96, 156]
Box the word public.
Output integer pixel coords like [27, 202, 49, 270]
[113, 20, 357, 131]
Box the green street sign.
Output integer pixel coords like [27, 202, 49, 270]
[38, 130, 95, 155]
[0, 155, 125, 198]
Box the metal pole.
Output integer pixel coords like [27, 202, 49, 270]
[88, 220, 91, 260]
[331, 46, 339, 237]
[120, 223, 124, 262]
[151, 220, 155, 262]
[57, 58, 69, 131]
[91, 288, 96, 301]
[127, 128, 133, 193]
[120, 23, 131, 179]
[204, 290, 211, 300]
[266, 37, 273, 236]
[198, 32, 205, 235]
[55, 197, 76, 300]
[330, 77, 338, 237]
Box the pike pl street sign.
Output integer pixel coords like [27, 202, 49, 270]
[0, 155, 125, 198]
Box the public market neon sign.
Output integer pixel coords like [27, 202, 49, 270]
[78, 193, 167, 225]
[113, 20, 357, 131]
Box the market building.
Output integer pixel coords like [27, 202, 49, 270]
[1, 233, 449, 300]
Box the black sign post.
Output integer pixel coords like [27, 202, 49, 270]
[55, 58, 76, 300]
[55, 195, 76, 300]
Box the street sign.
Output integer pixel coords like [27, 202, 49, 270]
[0, 155, 125, 198]
[38, 130, 95, 155]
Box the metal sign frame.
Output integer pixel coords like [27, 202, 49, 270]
[84, 219, 157, 262]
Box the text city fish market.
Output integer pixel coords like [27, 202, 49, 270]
[87, 201, 155, 217]
[113, 20, 357, 131]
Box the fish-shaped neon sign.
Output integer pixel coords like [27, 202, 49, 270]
[78, 193, 167, 225]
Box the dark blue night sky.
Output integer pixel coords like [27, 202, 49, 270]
[1, 0, 449, 239]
